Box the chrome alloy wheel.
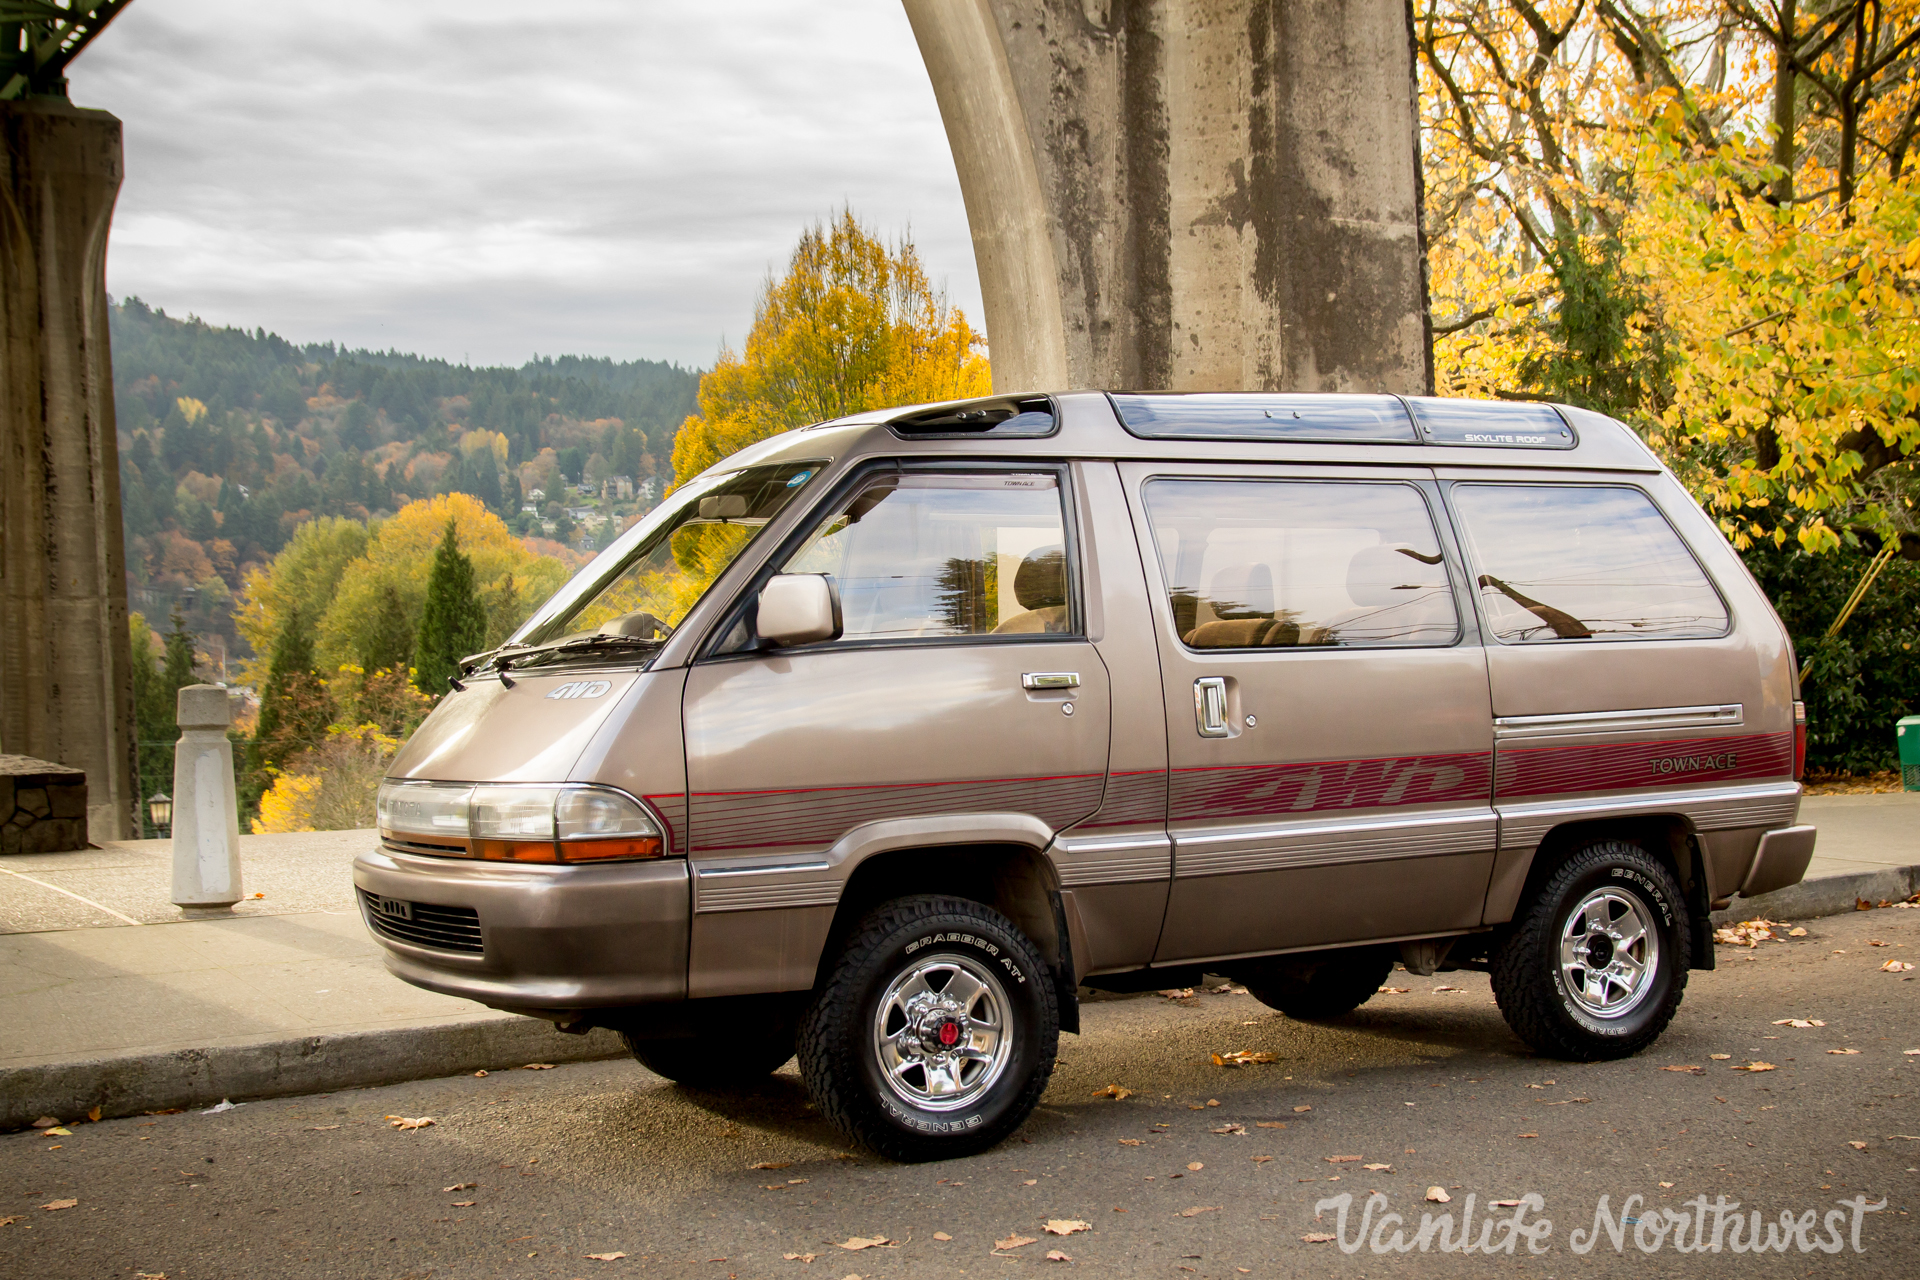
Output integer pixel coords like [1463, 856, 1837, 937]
[1557, 886, 1661, 1019]
[870, 952, 1012, 1111]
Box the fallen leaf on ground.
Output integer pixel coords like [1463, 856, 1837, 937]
[1772, 1019, 1826, 1027]
[1255, 1121, 1288, 1128]
[1378, 986, 1411, 993]
[932, 1233, 952, 1242]
[1159, 988, 1195, 1000]
[0, 1216, 20, 1228]
[1046, 1249, 1072, 1261]
[40, 1200, 76, 1211]
[1292, 1105, 1312, 1113]
[31, 1117, 59, 1128]
[1881, 961, 1914, 972]
[1788, 927, 1808, 937]
[42, 1127, 71, 1136]
[750, 1161, 793, 1170]
[1829, 1048, 1862, 1055]
[1731, 1062, 1777, 1072]
[1023, 1179, 1038, 1186]
[451, 1201, 476, 1207]
[1492, 1199, 1525, 1208]
[1661, 1065, 1704, 1073]
[1426, 1187, 1451, 1203]
[1177, 1206, 1222, 1217]
[1187, 1162, 1204, 1171]
[1906, 1050, 1920, 1055]
[584, 1251, 627, 1260]
[1301, 1232, 1336, 1243]
[86, 1105, 101, 1123]
[523, 1063, 555, 1070]
[1044, 1220, 1090, 1235]
[1092, 1084, 1133, 1100]
[386, 1116, 435, 1129]
[305, 1125, 340, 1131]
[1325, 1155, 1362, 1163]
[1518, 1132, 1539, 1138]
[1251, 1155, 1273, 1164]
[1207, 1099, 1221, 1106]
[1432, 985, 1460, 992]
[1363, 1163, 1393, 1171]
[443, 1183, 476, 1191]
[1211, 1123, 1246, 1136]
[1118, 1138, 1143, 1146]
[1709, 1054, 1732, 1060]
[837, 1237, 891, 1251]
[1212, 1050, 1278, 1066]
[473, 1070, 488, 1077]
[783, 1252, 819, 1262]
[995, 1234, 1037, 1252]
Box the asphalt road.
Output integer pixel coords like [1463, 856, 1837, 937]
[4, 906, 1916, 1280]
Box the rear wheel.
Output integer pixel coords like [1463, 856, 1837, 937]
[1239, 946, 1395, 1020]
[1490, 840, 1688, 1060]
[797, 895, 1058, 1162]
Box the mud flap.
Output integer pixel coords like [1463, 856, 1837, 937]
[1051, 891, 1080, 1034]
[1685, 842, 1716, 972]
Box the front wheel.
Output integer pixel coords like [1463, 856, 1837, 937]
[797, 895, 1058, 1162]
[1490, 840, 1689, 1060]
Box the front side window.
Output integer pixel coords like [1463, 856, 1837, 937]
[1141, 479, 1459, 649]
[779, 471, 1073, 642]
[1449, 484, 1728, 643]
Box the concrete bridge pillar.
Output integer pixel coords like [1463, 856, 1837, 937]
[905, 0, 1431, 395]
[0, 99, 137, 841]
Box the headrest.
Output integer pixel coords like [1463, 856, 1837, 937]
[1347, 543, 1447, 608]
[1209, 562, 1274, 617]
[1013, 546, 1067, 610]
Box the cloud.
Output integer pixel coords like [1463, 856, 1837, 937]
[69, 0, 981, 368]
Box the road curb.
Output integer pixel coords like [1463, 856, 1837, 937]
[0, 1017, 625, 1131]
[1712, 865, 1920, 925]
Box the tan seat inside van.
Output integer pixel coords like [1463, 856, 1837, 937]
[992, 546, 1070, 633]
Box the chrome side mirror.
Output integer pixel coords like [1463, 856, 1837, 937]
[757, 574, 842, 647]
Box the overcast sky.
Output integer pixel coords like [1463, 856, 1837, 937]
[68, 0, 982, 371]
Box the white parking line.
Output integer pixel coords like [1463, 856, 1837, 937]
[0, 866, 144, 926]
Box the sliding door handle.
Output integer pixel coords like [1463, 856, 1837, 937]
[1194, 677, 1229, 737]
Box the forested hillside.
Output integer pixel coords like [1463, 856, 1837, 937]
[109, 298, 700, 670]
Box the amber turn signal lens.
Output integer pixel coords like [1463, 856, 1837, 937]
[472, 839, 562, 863]
[558, 836, 664, 861]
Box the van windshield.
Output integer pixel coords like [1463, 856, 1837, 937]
[501, 460, 823, 661]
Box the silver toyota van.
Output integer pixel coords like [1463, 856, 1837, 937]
[354, 392, 1816, 1161]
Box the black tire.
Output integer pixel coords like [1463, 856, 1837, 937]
[797, 895, 1058, 1163]
[1491, 839, 1689, 1061]
[621, 1027, 794, 1087]
[1239, 946, 1395, 1020]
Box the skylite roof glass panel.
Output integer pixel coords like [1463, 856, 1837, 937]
[1405, 397, 1574, 448]
[1111, 393, 1417, 443]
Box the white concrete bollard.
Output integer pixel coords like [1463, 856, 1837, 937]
[170, 684, 243, 908]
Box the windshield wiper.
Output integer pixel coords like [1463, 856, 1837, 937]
[506, 632, 666, 669]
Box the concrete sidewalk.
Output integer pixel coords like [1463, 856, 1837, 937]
[2, 794, 1915, 1128]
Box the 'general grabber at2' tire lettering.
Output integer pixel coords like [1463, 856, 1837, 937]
[797, 895, 1059, 1162]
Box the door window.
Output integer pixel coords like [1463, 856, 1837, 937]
[780, 471, 1074, 641]
[1449, 484, 1728, 643]
[1140, 480, 1459, 649]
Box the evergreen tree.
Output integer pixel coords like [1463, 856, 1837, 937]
[413, 520, 488, 696]
[250, 610, 334, 785]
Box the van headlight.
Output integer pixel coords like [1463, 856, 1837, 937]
[377, 781, 667, 863]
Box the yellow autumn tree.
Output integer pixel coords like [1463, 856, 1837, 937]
[316, 493, 571, 673]
[1416, 0, 1920, 552]
[670, 210, 992, 486]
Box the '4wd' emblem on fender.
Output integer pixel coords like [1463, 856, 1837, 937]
[546, 680, 612, 700]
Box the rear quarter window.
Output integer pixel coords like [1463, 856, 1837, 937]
[1450, 484, 1729, 643]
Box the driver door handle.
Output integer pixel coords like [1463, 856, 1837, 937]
[1194, 677, 1229, 737]
[1022, 672, 1080, 690]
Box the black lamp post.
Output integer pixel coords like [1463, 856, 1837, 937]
[147, 792, 172, 837]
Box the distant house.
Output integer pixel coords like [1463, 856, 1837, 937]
[521, 501, 539, 514]
[526, 487, 546, 502]
[637, 477, 658, 502]
[566, 506, 593, 521]
[603, 475, 634, 501]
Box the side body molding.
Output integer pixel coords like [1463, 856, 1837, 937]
[686, 812, 1057, 999]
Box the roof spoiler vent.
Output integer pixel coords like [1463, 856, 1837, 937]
[888, 395, 1056, 438]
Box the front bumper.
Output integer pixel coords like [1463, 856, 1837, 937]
[1739, 824, 1818, 898]
[352, 845, 689, 1010]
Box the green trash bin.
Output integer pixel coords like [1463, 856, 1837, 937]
[1901, 715, 1920, 792]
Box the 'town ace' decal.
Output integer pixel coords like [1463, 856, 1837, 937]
[546, 680, 612, 701]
